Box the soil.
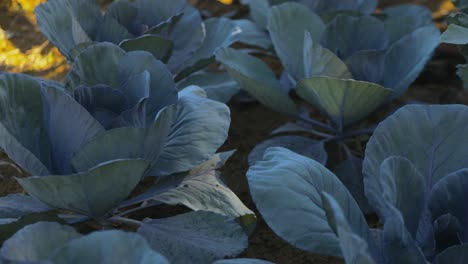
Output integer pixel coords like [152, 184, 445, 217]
[0, 1, 467, 264]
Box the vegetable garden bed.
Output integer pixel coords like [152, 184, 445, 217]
[0, 0, 467, 263]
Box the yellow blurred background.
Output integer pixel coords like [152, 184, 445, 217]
[0, 0, 66, 78]
[0, 0, 457, 80]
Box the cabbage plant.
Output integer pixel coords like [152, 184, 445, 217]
[247, 104, 468, 263]
[0, 222, 170, 264]
[453, 0, 468, 12]
[240, 0, 378, 30]
[0, 43, 255, 262]
[440, 0, 468, 89]
[215, 2, 440, 206]
[35, 0, 266, 82]
[0, 221, 272, 263]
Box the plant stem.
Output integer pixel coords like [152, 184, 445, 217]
[117, 201, 163, 217]
[323, 128, 375, 143]
[109, 216, 143, 227]
[341, 143, 353, 157]
[295, 114, 336, 132]
[306, 129, 334, 139]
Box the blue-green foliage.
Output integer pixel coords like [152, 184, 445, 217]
[247, 104, 468, 264]
[454, 0, 468, 13]
[0, 211, 250, 264]
[0, 42, 232, 219]
[0, 0, 458, 262]
[0, 0, 266, 260]
[216, 3, 440, 198]
[0, 222, 170, 264]
[440, 1, 468, 89]
[0, 0, 273, 262]
[241, 0, 377, 29]
[0, 42, 253, 261]
[65, 43, 178, 129]
[35, 0, 264, 79]
[218, 2, 440, 128]
[0, 44, 231, 177]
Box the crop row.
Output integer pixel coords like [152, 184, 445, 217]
[0, 0, 467, 263]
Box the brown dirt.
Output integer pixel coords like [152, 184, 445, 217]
[0, 153, 27, 196]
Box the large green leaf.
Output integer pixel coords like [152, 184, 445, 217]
[382, 25, 440, 99]
[70, 105, 176, 173]
[35, 0, 102, 59]
[177, 72, 239, 103]
[247, 147, 377, 258]
[345, 50, 385, 83]
[364, 104, 468, 191]
[233, 19, 272, 49]
[215, 47, 297, 114]
[152, 1, 204, 73]
[454, 0, 468, 11]
[302, 32, 352, 80]
[0, 222, 81, 262]
[150, 151, 254, 217]
[364, 104, 468, 253]
[65, 43, 125, 90]
[176, 18, 244, 79]
[429, 169, 468, 242]
[105, 0, 204, 73]
[116, 51, 178, 117]
[40, 85, 104, 174]
[296, 77, 391, 129]
[440, 24, 468, 45]
[383, 4, 433, 44]
[52, 230, 168, 264]
[119, 35, 174, 63]
[267, 2, 325, 79]
[0, 194, 50, 219]
[240, 0, 270, 29]
[0, 74, 50, 175]
[66, 43, 178, 119]
[322, 15, 388, 60]
[364, 156, 426, 237]
[137, 211, 248, 264]
[112, 98, 148, 128]
[95, 15, 134, 44]
[148, 87, 230, 176]
[145, 13, 183, 38]
[73, 84, 129, 128]
[0, 212, 65, 243]
[321, 193, 377, 264]
[103, 0, 137, 32]
[17, 159, 149, 218]
[381, 207, 427, 264]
